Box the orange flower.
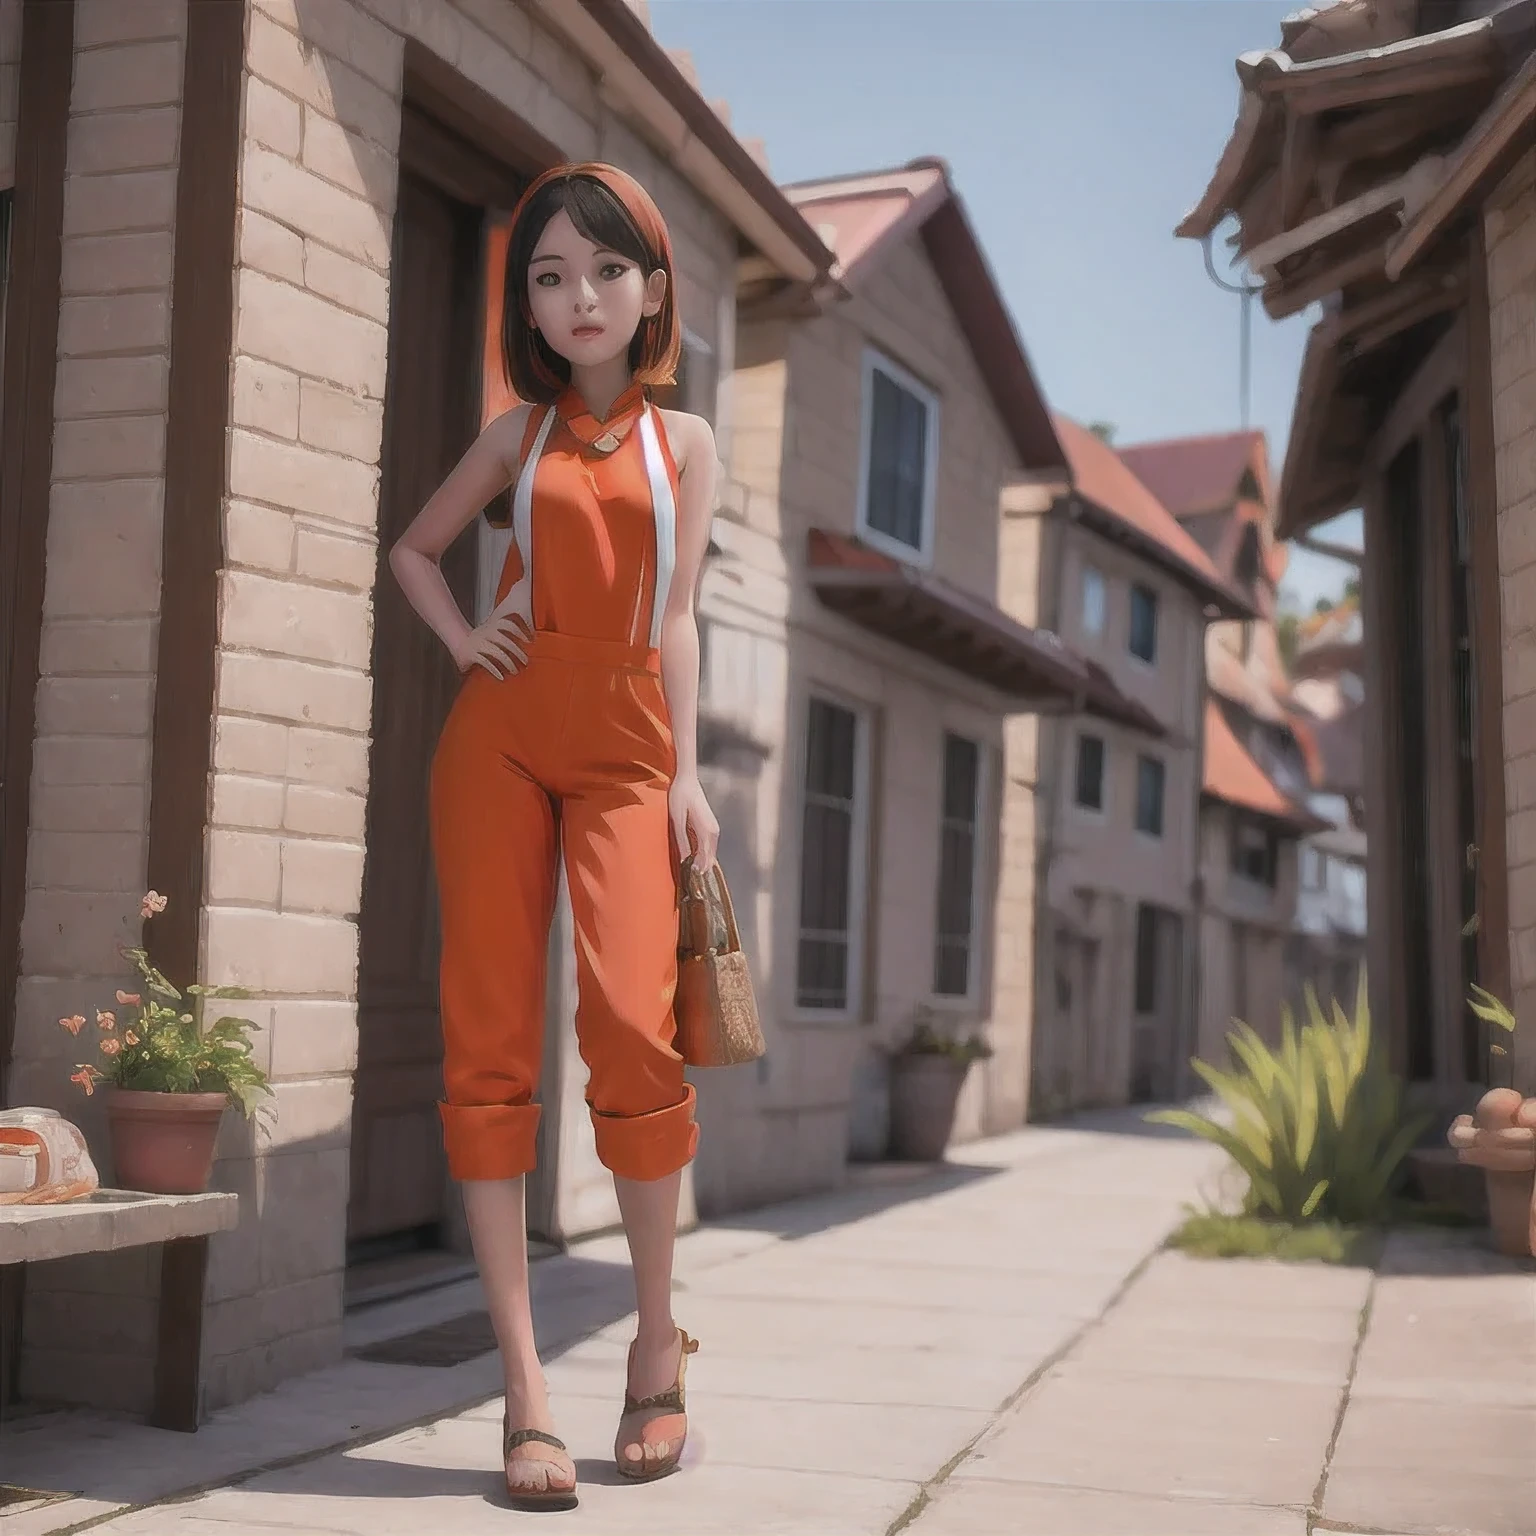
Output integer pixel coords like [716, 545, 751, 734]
[116, 990, 141, 1006]
[96, 1009, 116, 1031]
[58, 1014, 87, 1035]
[140, 890, 168, 918]
[70, 1066, 100, 1096]
[124, 1030, 140, 1046]
[100, 1037, 123, 1057]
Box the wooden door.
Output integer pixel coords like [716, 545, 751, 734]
[347, 170, 483, 1245]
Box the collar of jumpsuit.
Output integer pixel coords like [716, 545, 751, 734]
[555, 379, 649, 453]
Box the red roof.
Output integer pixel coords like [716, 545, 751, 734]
[1118, 430, 1269, 519]
[1055, 417, 1248, 612]
[1203, 700, 1320, 830]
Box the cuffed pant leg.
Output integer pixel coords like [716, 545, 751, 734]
[561, 776, 697, 1180]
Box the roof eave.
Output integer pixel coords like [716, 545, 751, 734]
[537, 0, 837, 283]
[1070, 497, 1256, 619]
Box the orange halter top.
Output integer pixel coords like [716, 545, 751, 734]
[495, 381, 680, 649]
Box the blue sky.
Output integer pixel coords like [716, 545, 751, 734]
[648, 0, 1364, 612]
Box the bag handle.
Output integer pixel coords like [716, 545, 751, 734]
[679, 857, 741, 958]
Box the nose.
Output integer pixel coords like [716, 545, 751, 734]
[575, 277, 598, 311]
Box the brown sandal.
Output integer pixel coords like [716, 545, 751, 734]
[502, 1413, 579, 1511]
[614, 1327, 699, 1481]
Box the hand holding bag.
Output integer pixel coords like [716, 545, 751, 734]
[674, 857, 765, 1068]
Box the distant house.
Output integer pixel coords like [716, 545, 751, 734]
[699, 159, 1152, 1190]
[1001, 417, 1250, 1114]
[1181, 0, 1536, 1101]
[1119, 430, 1367, 1018]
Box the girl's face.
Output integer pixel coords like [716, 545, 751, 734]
[526, 207, 667, 372]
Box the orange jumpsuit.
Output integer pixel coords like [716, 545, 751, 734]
[430, 381, 697, 1184]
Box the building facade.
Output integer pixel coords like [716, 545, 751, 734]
[1002, 419, 1251, 1114]
[0, 0, 837, 1418]
[709, 162, 1145, 1180]
[1182, 0, 1536, 1105]
[1119, 429, 1367, 1023]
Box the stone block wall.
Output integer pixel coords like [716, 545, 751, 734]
[1488, 147, 1536, 1094]
[11, 0, 189, 1411]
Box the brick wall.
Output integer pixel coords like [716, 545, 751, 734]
[1488, 147, 1536, 1094]
[10, 0, 190, 1411]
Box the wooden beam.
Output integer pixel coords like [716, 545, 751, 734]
[1267, 55, 1499, 115]
[1280, 110, 1322, 228]
[0, 0, 74, 1108]
[1386, 55, 1536, 280]
[1246, 164, 1436, 276]
[146, 0, 246, 985]
[1263, 241, 1390, 320]
[1465, 220, 1511, 1039]
[1344, 282, 1467, 359]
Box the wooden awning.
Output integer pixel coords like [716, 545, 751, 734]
[806, 529, 1165, 736]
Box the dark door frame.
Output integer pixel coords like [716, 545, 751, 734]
[0, 0, 74, 1108]
[350, 76, 554, 1255]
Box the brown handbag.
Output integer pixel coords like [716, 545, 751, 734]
[674, 856, 765, 1068]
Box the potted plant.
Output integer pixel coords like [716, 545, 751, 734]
[886, 1007, 994, 1162]
[1447, 986, 1535, 1258]
[60, 890, 271, 1195]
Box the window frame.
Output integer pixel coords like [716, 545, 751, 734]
[1073, 731, 1107, 816]
[1128, 581, 1159, 666]
[855, 345, 941, 568]
[1232, 813, 1280, 888]
[931, 730, 990, 1004]
[1134, 753, 1166, 840]
[1081, 563, 1107, 639]
[789, 688, 874, 1023]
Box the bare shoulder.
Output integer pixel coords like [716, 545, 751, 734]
[657, 408, 716, 475]
[482, 400, 537, 472]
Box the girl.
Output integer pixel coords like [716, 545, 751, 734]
[389, 162, 719, 1511]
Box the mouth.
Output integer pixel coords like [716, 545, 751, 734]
[571, 324, 605, 340]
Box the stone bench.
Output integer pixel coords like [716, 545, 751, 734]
[0, 1190, 239, 1432]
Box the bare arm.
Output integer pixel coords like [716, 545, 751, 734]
[388, 405, 531, 669]
[658, 410, 717, 788]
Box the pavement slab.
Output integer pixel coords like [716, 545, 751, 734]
[911, 1477, 1310, 1535]
[953, 1362, 1343, 1507]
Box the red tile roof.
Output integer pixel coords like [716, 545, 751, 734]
[1203, 699, 1322, 831]
[1118, 430, 1269, 519]
[1055, 416, 1249, 612]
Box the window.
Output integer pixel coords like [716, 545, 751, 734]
[1301, 844, 1326, 890]
[1235, 525, 1262, 587]
[858, 348, 938, 560]
[1135, 756, 1165, 838]
[795, 697, 868, 1012]
[1233, 816, 1279, 886]
[1133, 904, 1159, 1014]
[933, 734, 983, 997]
[1237, 466, 1264, 505]
[1128, 583, 1158, 664]
[1081, 566, 1106, 637]
[1074, 734, 1105, 812]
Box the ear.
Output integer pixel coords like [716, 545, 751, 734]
[642, 267, 667, 318]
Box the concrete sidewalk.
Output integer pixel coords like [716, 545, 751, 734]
[4, 1109, 1532, 1536]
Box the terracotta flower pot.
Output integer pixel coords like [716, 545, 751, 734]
[888, 1054, 969, 1162]
[1447, 1089, 1536, 1258]
[106, 1088, 227, 1195]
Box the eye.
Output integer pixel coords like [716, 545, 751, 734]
[534, 272, 560, 288]
[600, 262, 628, 281]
